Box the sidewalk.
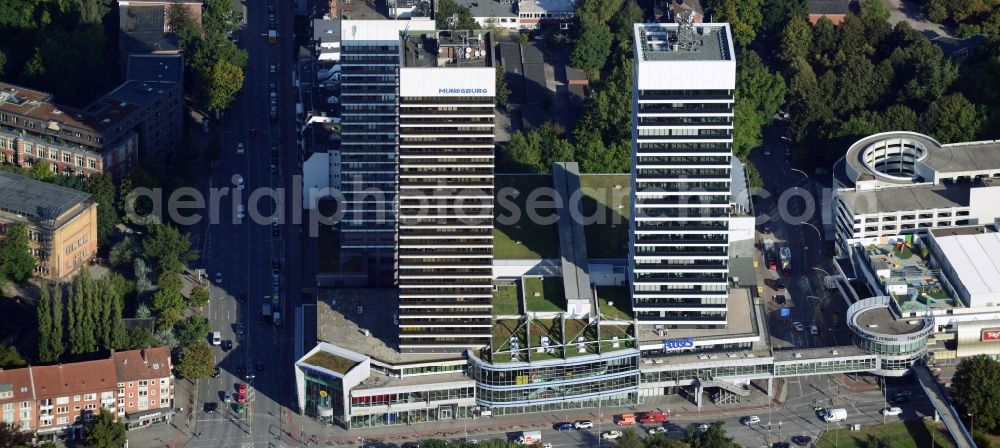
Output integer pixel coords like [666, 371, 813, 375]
[124, 379, 197, 448]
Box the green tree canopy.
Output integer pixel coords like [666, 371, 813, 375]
[0, 343, 26, 369]
[576, 0, 625, 24]
[921, 93, 986, 143]
[710, 0, 764, 47]
[0, 223, 35, 283]
[435, 0, 480, 30]
[610, 0, 643, 51]
[174, 315, 210, 348]
[685, 421, 739, 448]
[83, 173, 117, 246]
[0, 421, 33, 447]
[203, 60, 244, 113]
[778, 15, 812, 74]
[952, 355, 1000, 433]
[176, 343, 216, 379]
[189, 286, 210, 307]
[495, 65, 510, 107]
[734, 50, 787, 159]
[84, 409, 126, 448]
[142, 222, 198, 275]
[570, 19, 613, 73]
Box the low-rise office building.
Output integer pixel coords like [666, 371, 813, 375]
[0, 171, 98, 281]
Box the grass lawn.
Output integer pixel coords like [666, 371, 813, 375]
[494, 175, 558, 259]
[493, 283, 521, 315]
[528, 318, 562, 360]
[596, 285, 632, 320]
[524, 277, 566, 312]
[817, 421, 955, 448]
[564, 319, 597, 356]
[492, 319, 525, 352]
[600, 324, 633, 352]
[304, 351, 357, 374]
[579, 175, 631, 259]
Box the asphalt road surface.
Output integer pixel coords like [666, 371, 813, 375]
[188, 0, 302, 445]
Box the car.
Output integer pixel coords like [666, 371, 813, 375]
[221, 340, 233, 352]
[236, 291, 247, 303]
[573, 420, 593, 429]
[255, 362, 265, 372]
[270, 64, 276, 74]
[894, 390, 913, 398]
[249, 128, 257, 138]
[236, 383, 248, 404]
[236, 175, 245, 190]
[234, 323, 245, 335]
[272, 224, 280, 237]
[809, 325, 819, 335]
[648, 427, 667, 435]
[601, 431, 622, 440]
[772, 443, 790, 448]
[215, 272, 223, 284]
[541, 444, 552, 448]
[211, 366, 221, 378]
[695, 423, 710, 433]
[741, 416, 761, 426]
[222, 392, 232, 403]
[791, 436, 812, 446]
[554, 422, 573, 431]
[773, 295, 786, 305]
[204, 402, 218, 413]
[272, 260, 282, 270]
[763, 147, 771, 156]
[761, 225, 772, 234]
[237, 142, 245, 154]
[237, 364, 246, 374]
[793, 322, 805, 332]
[890, 396, 910, 405]
[271, 146, 279, 158]
[881, 407, 902, 416]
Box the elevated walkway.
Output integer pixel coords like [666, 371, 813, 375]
[914, 362, 975, 448]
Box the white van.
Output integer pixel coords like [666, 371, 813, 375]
[212, 331, 221, 346]
[822, 408, 848, 422]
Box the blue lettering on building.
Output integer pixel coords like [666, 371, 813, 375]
[662, 337, 695, 350]
[437, 88, 489, 94]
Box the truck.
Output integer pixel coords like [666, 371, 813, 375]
[261, 301, 272, 324]
[615, 414, 636, 426]
[516, 431, 541, 445]
[821, 408, 848, 422]
[268, 30, 278, 44]
[779, 245, 792, 273]
[638, 411, 667, 424]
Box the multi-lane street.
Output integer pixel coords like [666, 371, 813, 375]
[186, 0, 301, 445]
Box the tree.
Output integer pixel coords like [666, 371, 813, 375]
[36, 283, 63, 363]
[84, 409, 126, 448]
[435, 0, 480, 30]
[174, 315, 210, 348]
[778, 15, 812, 73]
[712, 0, 764, 47]
[84, 173, 117, 246]
[50, 284, 63, 360]
[203, 60, 244, 113]
[127, 328, 157, 350]
[0, 223, 35, 283]
[168, 2, 201, 51]
[142, 222, 198, 275]
[734, 51, 786, 159]
[645, 434, 690, 448]
[921, 93, 986, 143]
[576, 0, 626, 25]
[859, 0, 890, 22]
[495, 65, 510, 108]
[811, 17, 838, 57]
[570, 19, 613, 73]
[617, 429, 642, 448]
[202, 0, 240, 35]
[577, 136, 630, 174]
[0, 422, 33, 447]
[152, 288, 185, 328]
[108, 237, 136, 268]
[0, 343, 25, 369]
[952, 355, 1000, 433]
[27, 160, 53, 181]
[685, 421, 738, 448]
[610, 0, 643, 51]
[189, 286, 210, 307]
[0, 50, 6, 78]
[176, 343, 216, 379]
[746, 162, 764, 189]
[502, 131, 544, 173]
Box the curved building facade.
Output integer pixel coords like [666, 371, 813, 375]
[847, 296, 933, 376]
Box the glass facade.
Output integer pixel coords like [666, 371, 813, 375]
[351, 386, 474, 408]
[349, 405, 480, 428]
[470, 354, 640, 406]
[302, 367, 345, 426]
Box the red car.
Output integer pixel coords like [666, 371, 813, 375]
[638, 411, 667, 424]
[236, 383, 248, 404]
[249, 128, 257, 138]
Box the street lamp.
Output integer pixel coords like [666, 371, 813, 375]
[969, 412, 975, 437]
[358, 435, 364, 448]
[813, 267, 832, 277]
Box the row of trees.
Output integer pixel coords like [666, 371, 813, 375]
[921, 0, 1000, 37]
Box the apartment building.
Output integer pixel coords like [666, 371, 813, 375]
[0, 171, 98, 281]
[112, 347, 174, 429]
[832, 131, 1000, 253]
[0, 349, 173, 440]
[397, 30, 496, 353]
[0, 54, 183, 178]
[337, 19, 436, 286]
[629, 22, 736, 327]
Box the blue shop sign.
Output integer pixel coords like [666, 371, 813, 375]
[662, 337, 694, 350]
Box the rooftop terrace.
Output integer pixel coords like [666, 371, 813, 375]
[402, 30, 493, 68]
[635, 23, 732, 62]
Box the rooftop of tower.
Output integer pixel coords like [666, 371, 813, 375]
[634, 23, 733, 62]
[401, 29, 494, 68]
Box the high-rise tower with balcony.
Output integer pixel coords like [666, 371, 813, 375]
[629, 22, 736, 327]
